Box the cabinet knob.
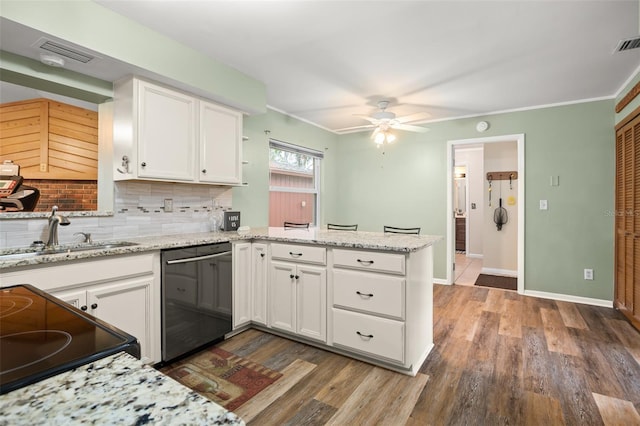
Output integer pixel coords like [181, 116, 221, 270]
[202, 169, 207, 174]
[260, 253, 265, 258]
[290, 274, 295, 279]
[295, 275, 299, 280]
[80, 305, 87, 311]
[91, 303, 98, 309]
[141, 162, 147, 167]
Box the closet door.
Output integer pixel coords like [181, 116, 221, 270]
[615, 116, 640, 329]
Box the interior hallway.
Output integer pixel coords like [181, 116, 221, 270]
[455, 252, 483, 286]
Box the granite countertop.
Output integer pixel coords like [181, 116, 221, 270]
[0, 227, 442, 269]
[0, 352, 244, 426]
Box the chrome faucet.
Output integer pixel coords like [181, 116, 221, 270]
[46, 206, 70, 248]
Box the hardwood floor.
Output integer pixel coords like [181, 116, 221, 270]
[207, 284, 640, 425]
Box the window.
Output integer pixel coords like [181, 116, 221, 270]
[269, 139, 322, 227]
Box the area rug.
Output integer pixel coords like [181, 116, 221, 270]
[474, 273, 517, 291]
[160, 347, 282, 411]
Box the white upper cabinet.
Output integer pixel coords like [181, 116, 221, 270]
[113, 77, 242, 185]
[137, 81, 196, 181]
[200, 101, 242, 184]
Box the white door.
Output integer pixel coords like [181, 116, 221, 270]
[137, 80, 196, 181]
[87, 277, 154, 362]
[251, 243, 269, 325]
[269, 261, 296, 333]
[232, 242, 252, 328]
[199, 101, 242, 184]
[51, 288, 87, 312]
[296, 265, 326, 342]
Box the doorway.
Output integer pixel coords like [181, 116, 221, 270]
[446, 134, 525, 293]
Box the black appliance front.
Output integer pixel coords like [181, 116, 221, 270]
[0, 284, 140, 395]
[161, 243, 233, 362]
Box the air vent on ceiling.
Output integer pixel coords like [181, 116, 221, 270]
[615, 36, 640, 53]
[33, 38, 96, 63]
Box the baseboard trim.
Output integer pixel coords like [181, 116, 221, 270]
[466, 253, 483, 259]
[481, 267, 517, 277]
[524, 290, 613, 308]
[434, 278, 449, 285]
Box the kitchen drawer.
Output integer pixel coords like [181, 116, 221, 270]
[332, 249, 405, 275]
[332, 308, 405, 363]
[332, 269, 405, 319]
[271, 243, 326, 265]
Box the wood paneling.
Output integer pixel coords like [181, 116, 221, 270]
[0, 98, 98, 180]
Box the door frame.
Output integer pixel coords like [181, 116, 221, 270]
[445, 133, 525, 293]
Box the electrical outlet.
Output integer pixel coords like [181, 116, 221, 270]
[164, 198, 173, 212]
[539, 200, 548, 210]
[584, 269, 593, 280]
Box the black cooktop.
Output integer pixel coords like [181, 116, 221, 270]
[0, 284, 140, 395]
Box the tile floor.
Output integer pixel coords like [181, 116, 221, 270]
[454, 253, 482, 286]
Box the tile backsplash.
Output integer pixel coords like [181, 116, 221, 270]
[1, 181, 233, 249]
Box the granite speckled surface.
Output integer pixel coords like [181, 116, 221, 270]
[0, 227, 442, 269]
[0, 352, 244, 426]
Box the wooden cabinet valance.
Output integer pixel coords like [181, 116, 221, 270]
[0, 98, 98, 180]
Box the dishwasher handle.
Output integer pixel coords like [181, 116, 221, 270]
[166, 250, 232, 265]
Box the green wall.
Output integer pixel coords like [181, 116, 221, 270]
[334, 100, 615, 300]
[234, 109, 339, 227]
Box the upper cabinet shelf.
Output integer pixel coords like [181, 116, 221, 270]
[112, 77, 242, 185]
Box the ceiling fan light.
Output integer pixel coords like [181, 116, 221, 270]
[374, 132, 385, 144]
[386, 132, 396, 143]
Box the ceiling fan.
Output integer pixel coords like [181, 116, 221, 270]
[335, 100, 429, 145]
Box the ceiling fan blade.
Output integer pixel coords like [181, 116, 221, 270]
[353, 114, 380, 124]
[390, 123, 429, 132]
[334, 124, 376, 133]
[394, 112, 431, 124]
[370, 127, 382, 139]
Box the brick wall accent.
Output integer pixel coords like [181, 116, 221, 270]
[24, 179, 97, 212]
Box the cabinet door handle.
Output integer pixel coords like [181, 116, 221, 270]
[290, 274, 295, 279]
[260, 253, 265, 257]
[356, 291, 374, 298]
[356, 331, 374, 339]
[289, 252, 303, 257]
[202, 169, 207, 174]
[177, 287, 186, 292]
[295, 275, 300, 280]
[357, 259, 374, 265]
[80, 305, 87, 311]
[141, 162, 146, 167]
[91, 303, 98, 309]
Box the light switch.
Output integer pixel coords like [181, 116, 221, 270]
[550, 176, 560, 186]
[539, 200, 548, 210]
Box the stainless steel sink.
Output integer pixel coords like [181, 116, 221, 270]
[0, 241, 138, 261]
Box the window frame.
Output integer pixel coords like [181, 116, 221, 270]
[268, 139, 322, 226]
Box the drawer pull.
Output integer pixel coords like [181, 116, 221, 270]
[177, 287, 186, 292]
[356, 331, 374, 339]
[356, 291, 374, 298]
[357, 259, 374, 265]
[289, 251, 303, 257]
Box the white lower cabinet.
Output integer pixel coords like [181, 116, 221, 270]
[233, 242, 252, 329]
[0, 253, 161, 364]
[251, 243, 268, 325]
[269, 260, 327, 342]
[53, 277, 154, 362]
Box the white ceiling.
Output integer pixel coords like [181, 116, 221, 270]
[6, 1, 640, 133]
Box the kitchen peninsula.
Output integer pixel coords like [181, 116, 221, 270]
[0, 228, 441, 384]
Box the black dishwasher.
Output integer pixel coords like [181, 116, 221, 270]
[161, 243, 232, 362]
